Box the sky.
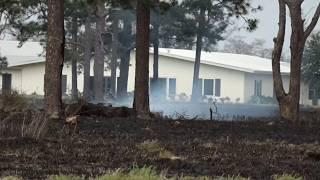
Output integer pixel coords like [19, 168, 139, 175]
[222, 0, 320, 51]
[1, 0, 319, 53]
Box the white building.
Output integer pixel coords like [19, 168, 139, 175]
[0, 40, 315, 105]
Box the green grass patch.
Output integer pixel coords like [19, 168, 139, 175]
[0, 176, 23, 180]
[273, 174, 303, 180]
[48, 175, 83, 180]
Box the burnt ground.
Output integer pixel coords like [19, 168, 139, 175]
[1, 115, 320, 179]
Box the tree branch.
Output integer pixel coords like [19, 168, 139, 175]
[304, 2, 320, 39]
[65, 40, 85, 49]
[272, 0, 287, 98]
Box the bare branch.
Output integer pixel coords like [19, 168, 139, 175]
[65, 40, 85, 49]
[304, 2, 320, 39]
[272, 0, 287, 98]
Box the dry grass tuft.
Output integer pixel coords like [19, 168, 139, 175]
[136, 140, 181, 160]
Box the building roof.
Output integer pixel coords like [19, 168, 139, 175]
[154, 48, 290, 74]
[0, 40, 45, 67]
[0, 40, 290, 74]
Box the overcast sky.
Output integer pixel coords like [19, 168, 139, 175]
[221, 0, 320, 51]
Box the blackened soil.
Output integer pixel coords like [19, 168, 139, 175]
[1, 117, 320, 179]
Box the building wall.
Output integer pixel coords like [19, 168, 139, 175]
[20, 63, 45, 95]
[300, 82, 314, 106]
[128, 53, 246, 102]
[1, 54, 313, 106]
[244, 73, 313, 106]
[244, 73, 290, 102]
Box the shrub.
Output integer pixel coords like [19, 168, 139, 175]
[0, 91, 28, 112]
[248, 95, 277, 105]
[177, 93, 189, 102]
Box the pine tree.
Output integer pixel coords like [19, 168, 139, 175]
[302, 32, 320, 105]
[178, 0, 260, 101]
[45, 0, 64, 119]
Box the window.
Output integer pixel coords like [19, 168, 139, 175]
[2, 73, 12, 92]
[61, 75, 67, 95]
[215, 79, 221, 97]
[150, 78, 167, 98]
[169, 78, 176, 96]
[254, 80, 262, 97]
[204, 79, 214, 95]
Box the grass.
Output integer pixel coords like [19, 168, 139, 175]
[1, 170, 304, 180]
[136, 140, 181, 160]
[273, 174, 303, 180]
[96, 166, 164, 180]
[49, 175, 83, 180]
[1, 176, 23, 180]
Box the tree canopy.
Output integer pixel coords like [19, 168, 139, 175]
[302, 32, 320, 88]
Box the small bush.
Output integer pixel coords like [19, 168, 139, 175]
[248, 95, 277, 105]
[177, 93, 189, 102]
[0, 91, 28, 112]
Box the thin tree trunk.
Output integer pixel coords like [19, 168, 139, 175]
[117, 15, 132, 100]
[133, 0, 150, 119]
[153, 3, 159, 80]
[94, 0, 105, 102]
[191, 8, 205, 102]
[110, 13, 119, 97]
[83, 17, 92, 100]
[153, 19, 159, 79]
[71, 17, 78, 101]
[151, 16, 160, 99]
[45, 0, 64, 119]
[153, 39, 159, 80]
[118, 50, 130, 99]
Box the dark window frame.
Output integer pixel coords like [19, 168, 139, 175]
[215, 79, 221, 97]
[169, 78, 176, 96]
[254, 80, 262, 97]
[204, 79, 214, 96]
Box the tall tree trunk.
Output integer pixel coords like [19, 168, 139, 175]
[272, 0, 320, 122]
[45, 0, 64, 119]
[117, 16, 132, 100]
[94, 0, 105, 102]
[153, 36, 159, 79]
[153, 3, 160, 80]
[110, 13, 119, 97]
[191, 8, 205, 102]
[118, 50, 130, 99]
[133, 0, 150, 119]
[151, 15, 160, 99]
[83, 17, 92, 100]
[71, 17, 78, 101]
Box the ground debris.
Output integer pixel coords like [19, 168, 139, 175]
[1, 117, 320, 179]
